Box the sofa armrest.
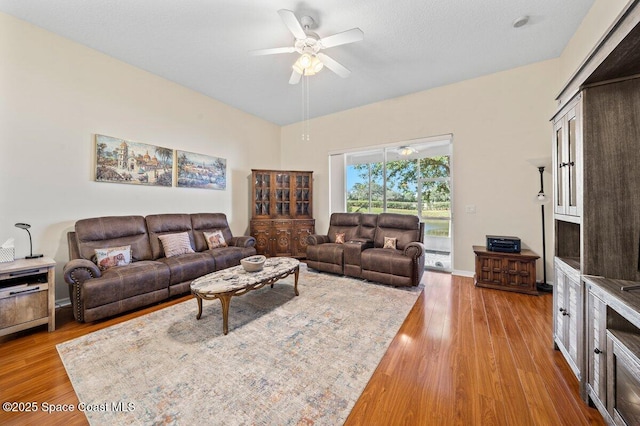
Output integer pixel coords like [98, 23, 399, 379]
[307, 235, 330, 245]
[229, 236, 256, 248]
[63, 258, 101, 285]
[404, 242, 425, 259]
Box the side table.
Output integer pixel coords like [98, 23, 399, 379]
[0, 257, 56, 336]
[473, 246, 539, 295]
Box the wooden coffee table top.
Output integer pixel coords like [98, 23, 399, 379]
[191, 257, 300, 295]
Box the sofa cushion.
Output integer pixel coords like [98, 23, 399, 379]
[359, 214, 378, 241]
[191, 213, 234, 252]
[306, 243, 345, 266]
[75, 216, 152, 261]
[335, 232, 346, 244]
[373, 213, 420, 250]
[383, 237, 397, 249]
[204, 230, 228, 249]
[94, 245, 132, 271]
[146, 214, 195, 259]
[158, 232, 195, 257]
[82, 260, 170, 309]
[158, 252, 216, 286]
[205, 246, 256, 270]
[361, 248, 413, 278]
[327, 212, 361, 243]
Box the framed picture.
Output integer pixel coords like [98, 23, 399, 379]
[176, 150, 227, 190]
[95, 134, 174, 187]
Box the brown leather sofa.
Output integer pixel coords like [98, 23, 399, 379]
[63, 213, 256, 322]
[306, 212, 425, 287]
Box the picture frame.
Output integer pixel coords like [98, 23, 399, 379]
[176, 150, 227, 190]
[95, 134, 174, 187]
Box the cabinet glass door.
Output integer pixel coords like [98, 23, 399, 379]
[254, 172, 271, 217]
[294, 173, 312, 217]
[554, 101, 580, 217]
[556, 125, 565, 213]
[274, 173, 291, 217]
[568, 113, 578, 213]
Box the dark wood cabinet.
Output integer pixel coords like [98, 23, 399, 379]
[473, 246, 539, 295]
[250, 169, 314, 258]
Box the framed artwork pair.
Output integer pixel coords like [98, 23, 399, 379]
[94, 134, 226, 190]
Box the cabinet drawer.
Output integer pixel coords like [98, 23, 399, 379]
[0, 286, 49, 328]
[0, 266, 50, 282]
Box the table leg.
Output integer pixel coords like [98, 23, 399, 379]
[218, 294, 232, 335]
[294, 265, 299, 296]
[195, 296, 203, 320]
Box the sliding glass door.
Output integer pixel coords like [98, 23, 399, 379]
[340, 138, 452, 270]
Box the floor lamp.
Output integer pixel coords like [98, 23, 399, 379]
[535, 166, 553, 292]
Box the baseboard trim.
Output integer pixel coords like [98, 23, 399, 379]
[452, 270, 474, 278]
[55, 298, 71, 308]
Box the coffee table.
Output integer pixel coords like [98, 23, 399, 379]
[190, 257, 300, 335]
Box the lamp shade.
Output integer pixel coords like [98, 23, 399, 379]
[534, 192, 551, 204]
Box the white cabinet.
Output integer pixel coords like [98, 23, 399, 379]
[553, 257, 582, 380]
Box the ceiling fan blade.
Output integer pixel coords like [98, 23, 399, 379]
[289, 70, 302, 85]
[319, 28, 364, 49]
[317, 53, 351, 78]
[249, 46, 296, 56]
[277, 9, 307, 40]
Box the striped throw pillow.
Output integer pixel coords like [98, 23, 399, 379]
[158, 232, 194, 257]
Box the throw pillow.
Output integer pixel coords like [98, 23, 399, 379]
[158, 232, 195, 257]
[335, 232, 345, 244]
[204, 230, 228, 249]
[94, 245, 132, 271]
[383, 236, 397, 250]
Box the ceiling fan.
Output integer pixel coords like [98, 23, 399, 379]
[250, 9, 364, 84]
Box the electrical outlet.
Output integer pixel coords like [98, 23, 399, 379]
[465, 205, 476, 214]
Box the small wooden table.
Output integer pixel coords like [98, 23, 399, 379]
[0, 257, 56, 336]
[190, 257, 300, 335]
[473, 246, 539, 295]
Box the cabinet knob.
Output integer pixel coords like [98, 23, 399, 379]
[559, 307, 566, 313]
[594, 348, 602, 355]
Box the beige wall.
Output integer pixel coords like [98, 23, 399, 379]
[0, 13, 281, 301]
[280, 0, 631, 278]
[281, 60, 559, 276]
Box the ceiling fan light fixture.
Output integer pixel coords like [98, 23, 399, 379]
[293, 53, 323, 76]
[398, 146, 418, 156]
[292, 61, 304, 75]
[299, 53, 312, 68]
[311, 55, 323, 73]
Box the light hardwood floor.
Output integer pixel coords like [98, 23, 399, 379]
[0, 271, 603, 425]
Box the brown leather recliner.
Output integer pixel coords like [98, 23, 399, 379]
[360, 213, 425, 287]
[306, 213, 363, 275]
[306, 212, 425, 287]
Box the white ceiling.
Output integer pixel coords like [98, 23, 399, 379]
[0, 0, 595, 125]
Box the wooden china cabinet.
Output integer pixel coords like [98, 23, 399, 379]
[250, 169, 314, 258]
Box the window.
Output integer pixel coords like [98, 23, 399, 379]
[331, 136, 453, 270]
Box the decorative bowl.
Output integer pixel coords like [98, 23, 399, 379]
[241, 255, 266, 272]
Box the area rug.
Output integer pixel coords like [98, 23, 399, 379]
[57, 268, 423, 425]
